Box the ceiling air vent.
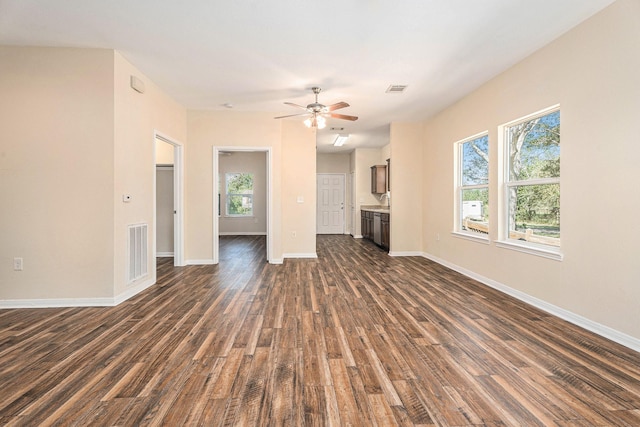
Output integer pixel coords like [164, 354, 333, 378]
[330, 127, 345, 131]
[386, 85, 408, 93]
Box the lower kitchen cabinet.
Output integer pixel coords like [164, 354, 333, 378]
[380, 213, 389, 251]
[360, 210, 389, 251]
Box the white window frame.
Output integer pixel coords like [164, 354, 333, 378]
[496, 105, 562, 261]
[225, 172, 254, 217]
[452, 132, 490, 244]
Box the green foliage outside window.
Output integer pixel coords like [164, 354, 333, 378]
[507, 110, 560, 244]
[226, 173, 254, 216]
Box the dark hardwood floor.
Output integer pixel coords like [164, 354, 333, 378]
[1, 235, 639, 426]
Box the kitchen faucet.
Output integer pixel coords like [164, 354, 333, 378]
[379, 191, 390, 207]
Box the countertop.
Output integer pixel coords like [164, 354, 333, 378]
[361, 205, 390, 213]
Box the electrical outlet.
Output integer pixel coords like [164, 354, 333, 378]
[292, 231, 296, 238]
[13, 257, 23, 271]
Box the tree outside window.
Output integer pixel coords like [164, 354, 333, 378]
[226, 173, 254, 216]
[457, 134, 489, 235]
[505, 109, 560, 247]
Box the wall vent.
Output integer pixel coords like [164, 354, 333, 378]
[386, 84, 408, 93]
[128, 224, 148, 283]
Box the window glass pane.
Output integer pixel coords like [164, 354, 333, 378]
[462, 135, 489, 186]
[461, 188, 488, 234]
[508, 110, 560, 181]
[226, 173, 254, 194]
[508, 183, 560, 246]
[225, 172, 254, 216]
[227, 195, 253, 215]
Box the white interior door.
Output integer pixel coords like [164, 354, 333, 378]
[317, 174, 345, 234]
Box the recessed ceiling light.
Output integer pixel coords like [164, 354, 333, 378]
[386, 85, 408, 93]
[333, 134, 349, 146]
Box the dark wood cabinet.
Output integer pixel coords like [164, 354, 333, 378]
[361, 209, 389, 251]
[380, 213, 390, 251]
[371, 165, 387, 194]
[361, 210, 373, 240]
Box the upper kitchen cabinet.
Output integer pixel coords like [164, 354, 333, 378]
[371, 165, 387, 194]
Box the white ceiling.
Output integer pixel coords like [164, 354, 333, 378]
[0, 0, 614, 153]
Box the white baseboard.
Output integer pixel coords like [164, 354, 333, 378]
[353, 234, 363, 239]
[421, 251, 640, 353]
[0, 297, 116, 309]
[283, 253, 318, 259]
[219, 232, 267, 236]
[389, 251, 422, 257]
[115, 277, 156, 305]
[0, 277, 157, 309]
[186, 259, 216, 265]
[156, 252, 174, 257]
[269, 258, 284, 265]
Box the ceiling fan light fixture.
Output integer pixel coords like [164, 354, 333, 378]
[333, 134, 349, 146]
[304, 114, 326, 129]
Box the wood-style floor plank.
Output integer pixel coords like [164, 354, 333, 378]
[1, 235, 639, 425]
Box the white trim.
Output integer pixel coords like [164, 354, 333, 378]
[283, 253, 318, 259]
[156, 252, 174, 257]
[219, 232, 267, 236]
[270, 258, 284, 265]
[500, 106, 561, 255]
[213, 147, 272, 265]
[388, 251, 422, 257]
[186, 259, 216, 265]
[115, 277, 155, 305]
[352, 234, 363, 239]
[0, 278, 155, 308]
[421, 251, 640, 353]
[495, 239, 563, 261]
[154, 131, 185, 267]
[451, 231, 490, 244]
[0, 298, 116, 309]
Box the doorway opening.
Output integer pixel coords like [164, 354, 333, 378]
[213, 147, 272, 264]
[154, 132, 185, 267]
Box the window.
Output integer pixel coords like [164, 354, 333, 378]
[456, 134, 489, 238]
[225, 172, 254, 216]
[503, 108, 560, 250]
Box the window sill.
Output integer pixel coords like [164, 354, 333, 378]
[223, 215, 255, 219]
[495, 239, 563, 261]
[451, 231, 490, 244]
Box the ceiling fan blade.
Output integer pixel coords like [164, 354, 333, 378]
[327, 102, 350, 111]
[329, 113, 358, 121]
[274, 112, 311, 119]
[284, 102, 310, 110]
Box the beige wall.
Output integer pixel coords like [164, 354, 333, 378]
[113, 52, 187, 296]
[421, 0, 640, 341]
[0, 46, 115, 300]
[186, 111, 316, 262]
[389, 123, 422, 254]
[156, 139, 175, 165]
[351, 148, 386, 237]
[317, 153, 350, 174]
[219, 151, 267, 235]
[0, 47, 187, 303]
[281, 121, 317, 257]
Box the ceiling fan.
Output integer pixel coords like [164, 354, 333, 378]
[274, 87, 358, 129]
